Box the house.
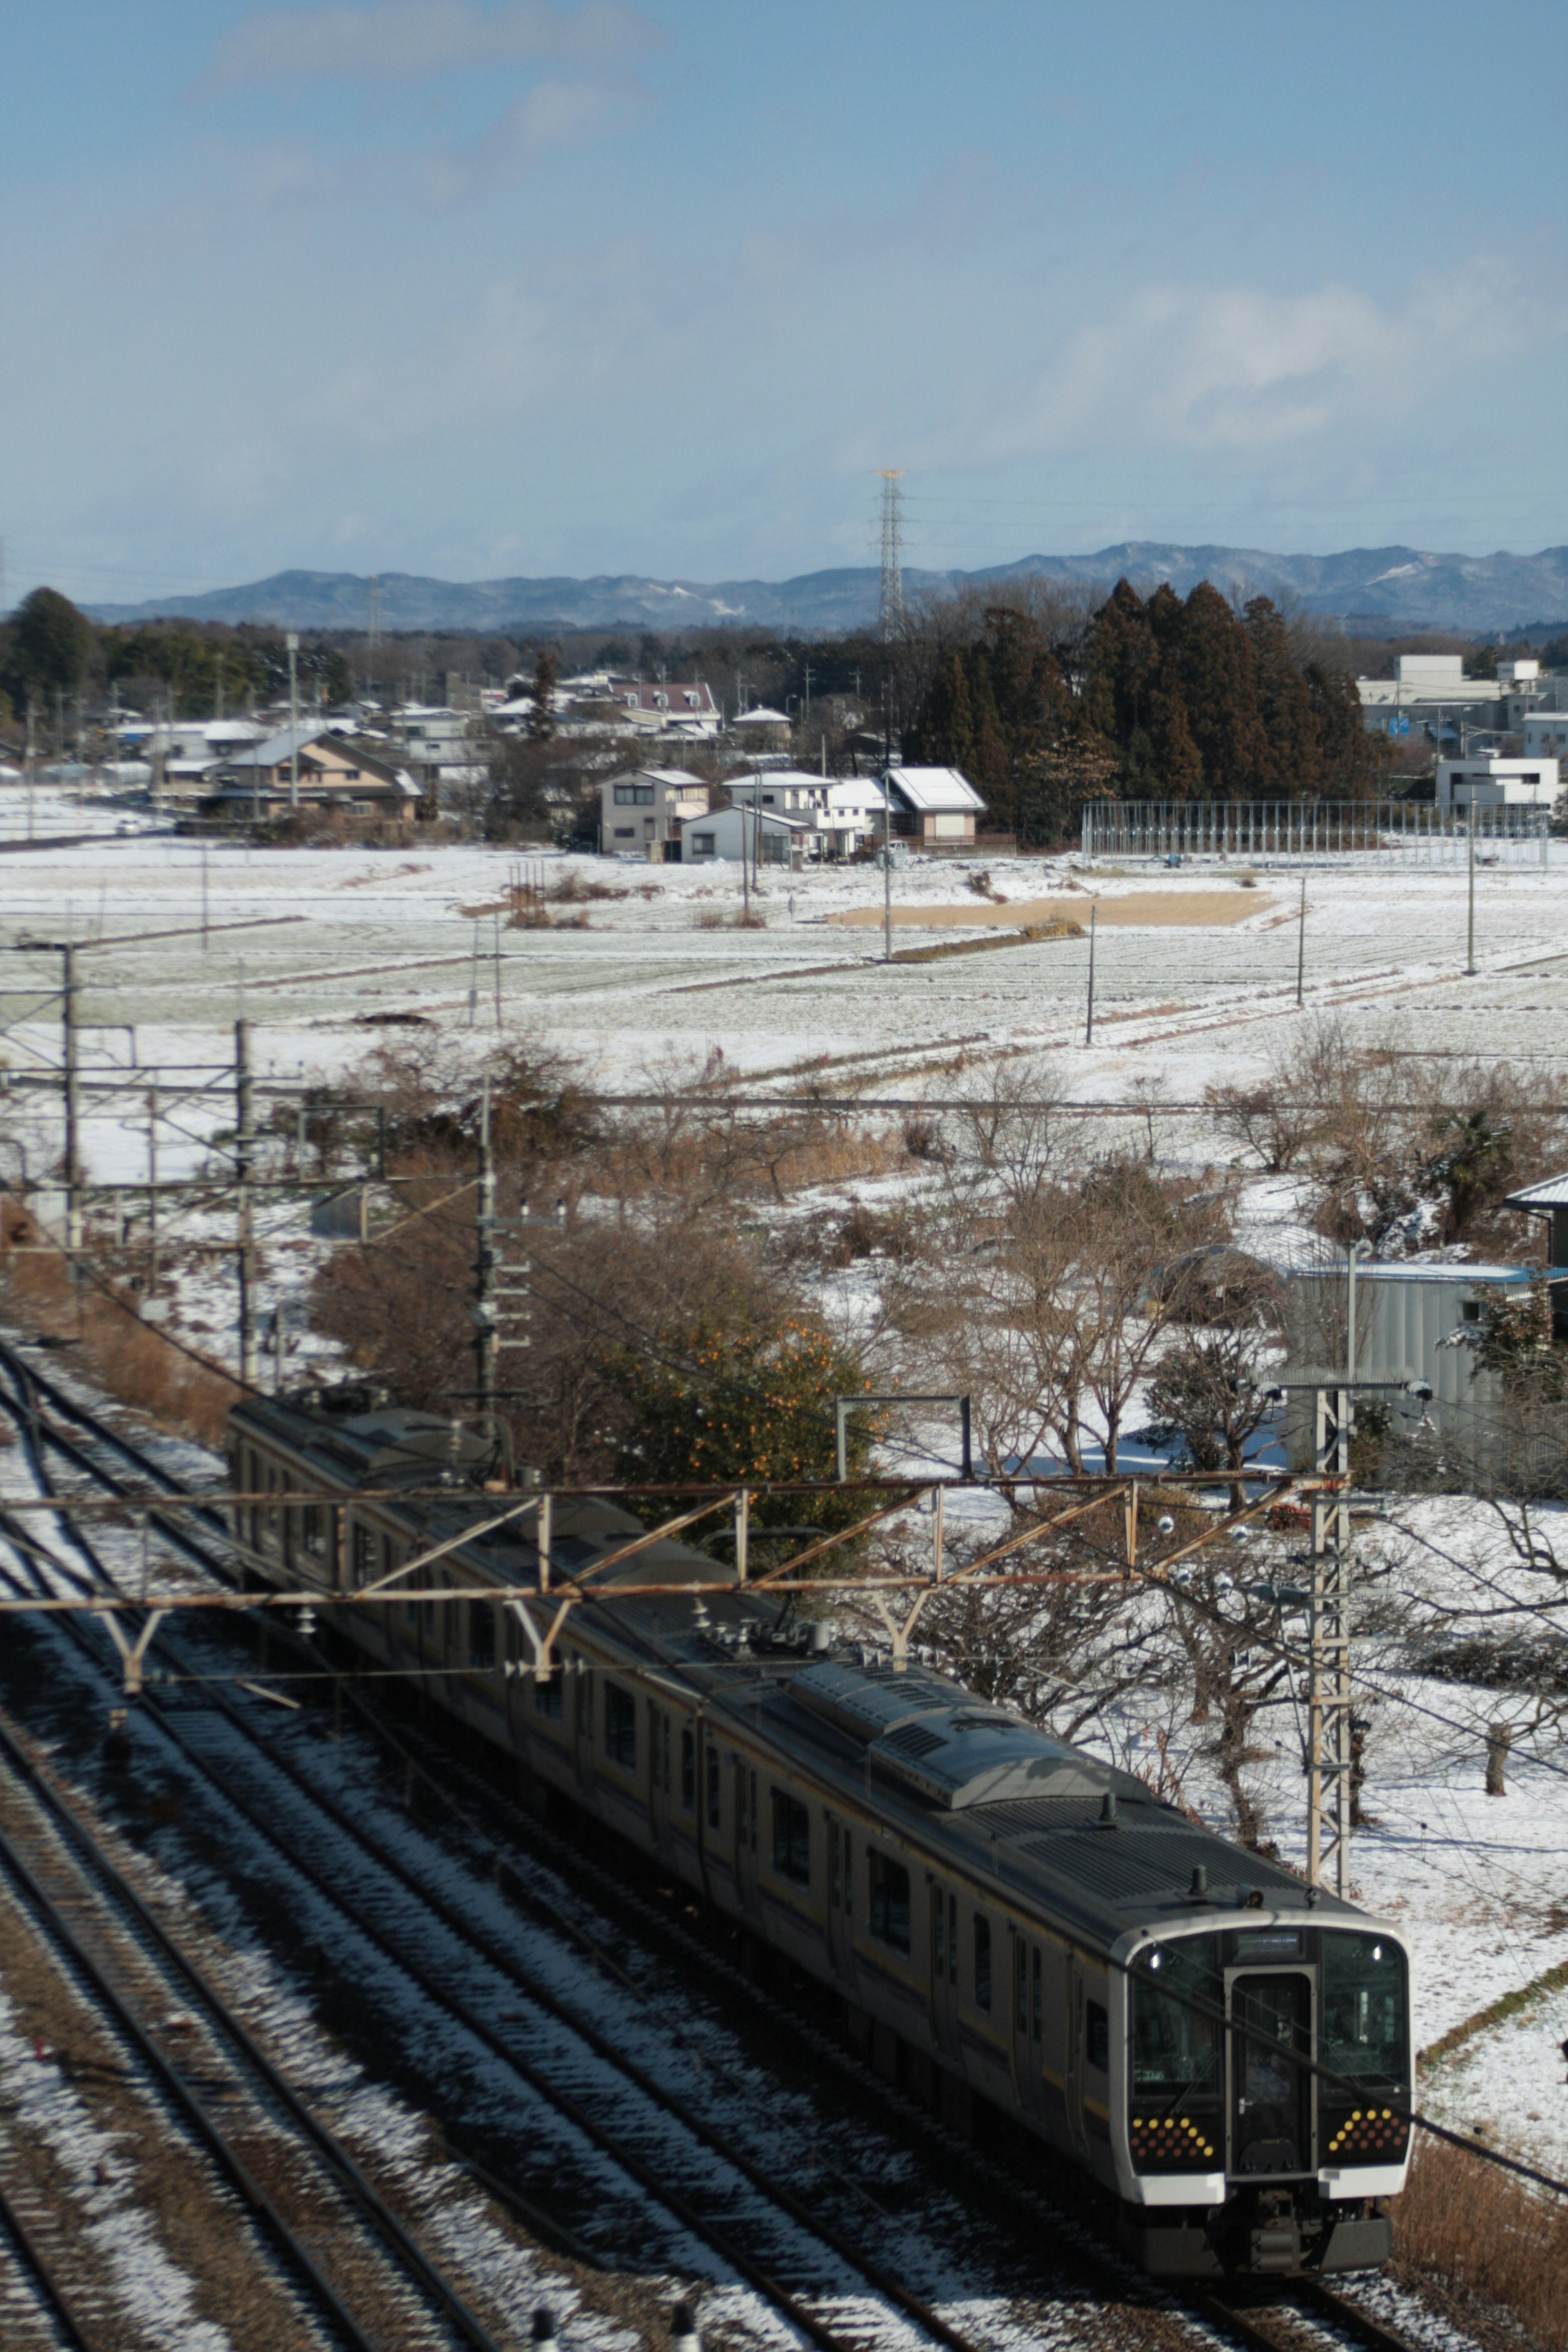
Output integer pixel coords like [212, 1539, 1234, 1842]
[726, 773, 887, 857]
[203, 728, 422, 822]
[681, 805, 809, 866]
[1357, 653, 1561, 744]
[729, 705, 792, 750]
[1502, 1172, 1568, 1334]
[879, 766, 986, 847]
[1435, 752, 1560, 810]
[600, 766, 711, 856]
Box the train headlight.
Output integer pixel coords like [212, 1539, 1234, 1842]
[1149, 1950, 1162, 1970]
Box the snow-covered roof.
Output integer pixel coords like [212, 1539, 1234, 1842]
[882, 765, 986, 813]
[607, 766, 703, 788]
[731, 706, 790, 726]
[225, 726, 331, 769]
[1504, 1174, 1568, 1212]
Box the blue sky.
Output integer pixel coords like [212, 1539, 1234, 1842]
[5, 0, 1568, 605]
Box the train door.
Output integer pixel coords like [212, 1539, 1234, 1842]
[1227, 1970, 1314, 2178]
[1063, 1954, 1091, 2155]
[825, 1815, 857, 1985]
[647, 1700, 674, 1857]
[1010, 1928, 1046, 2114]
[928, 1878, 959, 2058]
[734, 1756, 759, 1916]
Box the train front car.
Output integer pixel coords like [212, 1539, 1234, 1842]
[1114, 1911, 1412, 2277]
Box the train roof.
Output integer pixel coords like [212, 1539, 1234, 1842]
[234, 1391, 1367, 1955]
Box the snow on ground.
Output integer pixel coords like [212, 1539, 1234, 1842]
[7, 789, 1568, 2182]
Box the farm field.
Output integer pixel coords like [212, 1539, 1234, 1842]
[4, 792, 1568, 2191]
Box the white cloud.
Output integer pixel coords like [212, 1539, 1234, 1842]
[925, 258, 1568, 465]
[422, 76, 639, 200]
[203, 0, 657, 89]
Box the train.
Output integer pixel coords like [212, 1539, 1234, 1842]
[227, 1383, 1412, 2279]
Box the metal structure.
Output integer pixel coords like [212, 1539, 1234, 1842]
[1308, 1388, 1352, 1898]
[1082, 798, 1551, 867]
[878, 471, 905, 642]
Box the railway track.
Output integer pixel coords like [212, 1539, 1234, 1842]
[0, 1336, 1446, 2352]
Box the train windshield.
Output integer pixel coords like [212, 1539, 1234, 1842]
[1129, 1929, 1225, 2168]
[1320, 1931, 1408, 2089]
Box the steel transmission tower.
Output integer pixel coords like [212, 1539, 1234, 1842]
[878, 471, 905, 641]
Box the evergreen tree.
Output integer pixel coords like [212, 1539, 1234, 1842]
[1172, 582, 1272, 800]
[11, 588, 92, 697]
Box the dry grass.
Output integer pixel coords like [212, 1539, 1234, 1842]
[694, 906, 768, 929]
[1, 1243, 238, 1448]
[1394, 2134, 1568, 2351]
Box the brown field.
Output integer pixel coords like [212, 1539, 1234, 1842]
[827, 890, 1270, 930]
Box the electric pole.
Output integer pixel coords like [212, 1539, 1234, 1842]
[1466, 798, 1476, 975]
[287, 632, 300, 811]
[1085, 905, 1097, 1045]
[878, 472, 905, 642]
[473, 1077, 498, 1422]
[1307, 1384, 1352, 1896]
[62, 944, 81, 1252]
[1296, 873, 1306, 1007]
[234, 1019, 258, 1386]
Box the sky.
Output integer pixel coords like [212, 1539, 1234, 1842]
[4, 0, 1568, 607]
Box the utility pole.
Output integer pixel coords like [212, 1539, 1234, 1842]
[1296, 873, 1307, 1008]
[234, 1019, 258, 1386]
[146, 1084, 159, 1299]
[878, 471, 905, 642]
[1466, 797, 1476, 975]
[473, 1076, 498, 1424]
[1085, 904, 1097, 1045]
[62, 944, 82, 1251]
[287, 633, 300, 810]
[883, 805, 892, 964]
[1307, 1384, 1352, 1896]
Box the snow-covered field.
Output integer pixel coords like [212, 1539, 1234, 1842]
[5, 785, 1568, 2188]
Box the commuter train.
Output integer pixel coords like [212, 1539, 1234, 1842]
[227, 1385, 1412, 2279]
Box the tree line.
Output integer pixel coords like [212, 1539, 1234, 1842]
[902, 579, 1387, 843]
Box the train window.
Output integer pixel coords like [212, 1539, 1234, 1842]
[771, 1791, 810, 1885]
[470, 1600, 495, 1671]
[868, 1851, 910, 1955]
[680, 1727, 695, 1812]
[973, 1915, 992, 2012]
[829, 1822, 841, 1908]
[1015, 1937, 1028, 2032]
[750, 1769, 758, 1853]
[705, 1745, 721, 1829]
[1086, 2001, 1109, 2073]
[576, 1669, 592, 1736]
[1031, 1948, 1042, 2043]
[931, 1884, 944, 1976]
[1320, 1932, 1408, 2089]
[735, 1762, 748, 1846]
[843, 1832, 851, 1918]
[302, 1504, 323, 1559]
[351, 1524, 374, 1587]
[605, 1684, 637, 1768]
[947, 1893, 958, 1984]
[533, 1669, 564, 1719]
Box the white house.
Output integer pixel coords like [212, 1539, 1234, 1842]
[880, 766, 987, 846]
[725, 772, 887, 856]
[1435, 752, 1560, 810]
[600, 766, 711, 855]
[729, 705, 792, 750]
[681, 805, 808, 866]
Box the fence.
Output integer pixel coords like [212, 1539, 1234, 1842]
[1082, 799, 1552, 868]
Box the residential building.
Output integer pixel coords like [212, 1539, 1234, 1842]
[726, 772, 887, 856]
[600, 766, 711, 855]
[681, 805, 808, 866]
[1435, 752, 1560, 810]
[879, 765, 986, 847]
[1522, 710, 1568, 761]
[203, 728, 421, 821]
[729, 705, 792, 750]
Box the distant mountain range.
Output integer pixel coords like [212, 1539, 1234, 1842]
[86, 543, 1568, 637]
